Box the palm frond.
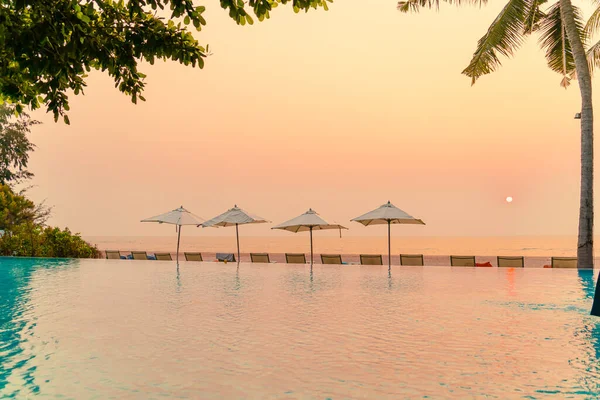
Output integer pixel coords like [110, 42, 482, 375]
[461, 0, 528, 85]
[584, 6, 600, 40]
[584, 38, 600, 74]
[397, 0, 486, 13]
[538, 3, 585, 87]
[523, 0, 547, 34]
[397, 0, 438, 13]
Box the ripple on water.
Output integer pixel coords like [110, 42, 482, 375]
[0, 259, 599, 398]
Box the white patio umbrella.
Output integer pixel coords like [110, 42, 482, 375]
[272, 208, 348, 266]
[201, 205, 270, 263]
[141, 206, 206, 264]
[351, 201, 425, 270]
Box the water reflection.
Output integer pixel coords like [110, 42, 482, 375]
[505, 267, 516, 297]
[5, 260, 600, 398]
[283, 266, 315, 296]
[0, 258, 74, 398]
[282, 265, 348, 297]
[234, 266, 241, 292]
[578, 269, 596, 300]
[575, 269, 600, 394]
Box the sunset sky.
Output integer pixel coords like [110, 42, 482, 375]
[23, 0, 598, 237]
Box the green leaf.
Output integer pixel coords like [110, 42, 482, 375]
[584, 6, 600, 39]
[462, 0, 528, 85]
[523, 0, 547, 34]
[397, 0, 485, 13]
[538, 3, 585, 87]
[63, 115, 70, 125]
[0, 0, 330, 124]
[584, 38, 600, 75]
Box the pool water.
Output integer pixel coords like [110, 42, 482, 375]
[1, 258, 600, 399]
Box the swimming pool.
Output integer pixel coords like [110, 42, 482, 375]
[1, 258, 599, 398]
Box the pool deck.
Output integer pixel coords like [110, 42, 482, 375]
[97, 251, 599, 268]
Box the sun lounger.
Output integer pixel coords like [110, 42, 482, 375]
[321, 254, 342, 264]
[216, 253, 236, 262]
[360, 254, 383, 265]
[184, 252, 203, 262]
[131, 251, 149, 260]
[497, 256, 524, 268]
[105, 250, 121, 260]
[155, 253, 172, 261]
[400, 254, 424, 266]
[250, 253, 270, 263]
[450, 255, 475, 267]
[285, 253, 306, 264]
[551, 257, 578, 268]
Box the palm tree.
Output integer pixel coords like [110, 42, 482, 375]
[399, 0, 600, 315]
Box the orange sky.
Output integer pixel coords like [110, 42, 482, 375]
[23, 0, 598, 237]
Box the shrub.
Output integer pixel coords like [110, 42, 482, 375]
[0, 184, 99, 258]
[0, 224, 100, 258]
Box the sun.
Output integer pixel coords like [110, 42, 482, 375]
[506, 196, 513, 203]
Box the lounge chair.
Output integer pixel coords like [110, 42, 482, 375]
[250, 253, 270, 263]
[400, 254, 424, 266]
[360, 254, 383, 265]
[105, 250, 121, 260]
[497, 256, 524, 268]
[551, 257, 578, 268]
[155, 253, 173, 261]
[285, 253, 306, 264]
[216, 253, 236, 262]
[131, 251, 149, 260]
[321, 254, 342, 264]
[450, 255, 476, 267]
[184, 252, 203, 262]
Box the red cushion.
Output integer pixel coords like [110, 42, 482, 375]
[543, 264, 552, 268]
[475, 262, 492, 267]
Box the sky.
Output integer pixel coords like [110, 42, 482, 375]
[22, 0, 599, 237]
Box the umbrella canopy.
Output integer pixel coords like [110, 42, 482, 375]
[352, 201, 425, 226]
[142, 206, 206, 226]
[201, 205, 269, 263]
[272, 208, 347, 232]
[141, 206, 205, 264]
[272, 209, 348, 265]
[351, 201, 425, 269]
[201, 205, 268, 227]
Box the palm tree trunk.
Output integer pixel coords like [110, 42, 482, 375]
[559, 0, 598, 313]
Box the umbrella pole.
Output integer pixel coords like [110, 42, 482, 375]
[235, 223, 240, 264]
[310, 226, 313, 268]
[176, 225, 182, 266]
[388, 220, 391, 272]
